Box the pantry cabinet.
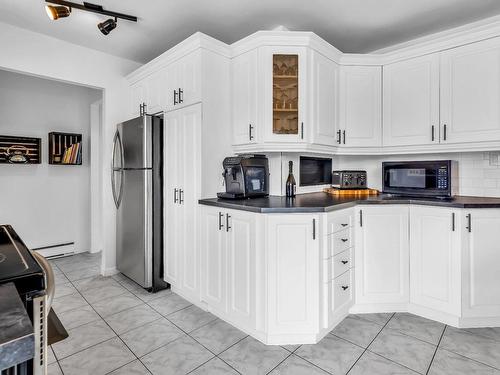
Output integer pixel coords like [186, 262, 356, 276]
[232, 50, 258, 145]
[163, 104, 201, 302]
[355, 205, 409, 306]
[440, 37, 500, 144]
[409, 206, 461, 316]
[165, 50, 202, 111]
[462, 209, 500, 318]
[383, 54, 440, 147]
[338, 65, 382, 147]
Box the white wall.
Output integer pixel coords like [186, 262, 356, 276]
[335, 152, 500, 197]
[0, 69, 101, 251]
[0, 22, 141, 274]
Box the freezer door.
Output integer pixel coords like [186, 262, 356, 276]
[116, 169, 152, 288]
[118, 115, 152, 169]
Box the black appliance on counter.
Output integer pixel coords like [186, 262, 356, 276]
[218, 155, 269, 199]
[332, 170, 367, 189]
[0, 225, 46, 375]
[382, 160, 458, 198]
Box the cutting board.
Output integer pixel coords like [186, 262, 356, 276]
[323, 187, 379, 196]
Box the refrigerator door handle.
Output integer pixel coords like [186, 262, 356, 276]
[111, 130, 125, 209]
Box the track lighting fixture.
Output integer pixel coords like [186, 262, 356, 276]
[44, 0, 137, 35]
[45, 5, 71, 20]
[98, 18, 117, 35]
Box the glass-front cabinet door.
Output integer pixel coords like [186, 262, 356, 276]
[262, 47, 308, 143]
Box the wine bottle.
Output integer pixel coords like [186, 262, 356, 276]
[285, 161, 296, 197]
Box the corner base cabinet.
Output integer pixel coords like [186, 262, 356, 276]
[200, 206, 354, 345]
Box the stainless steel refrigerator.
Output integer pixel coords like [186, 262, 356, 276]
[112, 114, 168, 291]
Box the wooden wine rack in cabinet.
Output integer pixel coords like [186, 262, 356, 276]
[273, 54, 299, 135]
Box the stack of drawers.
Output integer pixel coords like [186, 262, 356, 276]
[323, 209, 355, 320]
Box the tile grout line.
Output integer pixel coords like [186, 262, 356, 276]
[344, 312, 396, 375]
[265, 351, 294, 375]
[425, 324, 447, 375]
[56, 260, 154, 375]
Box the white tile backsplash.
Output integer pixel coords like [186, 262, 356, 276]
[334, 152, 500, 198]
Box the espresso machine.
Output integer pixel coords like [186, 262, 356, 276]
[217, 155, 269, 199]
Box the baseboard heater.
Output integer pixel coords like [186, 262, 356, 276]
[32, 242, 75, 259]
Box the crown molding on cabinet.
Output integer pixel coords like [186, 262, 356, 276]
[126, 31, 231, 84]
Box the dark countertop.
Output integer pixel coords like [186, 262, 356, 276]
[0, 283, 34, 371]
[199, 192, 500, 213]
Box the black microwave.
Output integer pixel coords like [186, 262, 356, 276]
[382, 160, 458, 198]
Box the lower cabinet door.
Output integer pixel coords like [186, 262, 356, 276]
[266, 214, 320, 334]
[355, 206, 409, 305]
[201, 207, 227, 313]
[463, 209, 500, 317]
[410, 207, 461, 315]
[226, 209, 257, 327]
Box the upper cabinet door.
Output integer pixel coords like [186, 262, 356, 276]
[262, 46, 308, 143]
[310, 51, 339, 147]
[440, 37, 500, 144]
[383, 54, 440, 147]
[130, 81, 146, 117]
[339, 66, 382, 148]
[166, 50, 202, 111]
[232, 50, 258, 145]
[145, 69, 167, 115]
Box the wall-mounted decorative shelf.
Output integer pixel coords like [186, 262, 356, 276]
[0, 135, 42, 164]
[48, 132, 82, 165]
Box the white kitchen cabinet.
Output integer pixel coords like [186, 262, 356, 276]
[129, 69, 168, 117]
[440, 37, 500, 144]
[266, 214, 320, 335]
[129, 80, 146, 117]
[339, 66, 382, 147]
[262, 46, 308, 144]
[383, 54, 440, 147]
[166, 50, 202, 111]
[355, 205, 409, 306]
[310, 50, 339, 147]
[410, 206, 461, 316]
[201, 207, 227, 312]
[163, 104, 201, 302]
[201, 206, 257, 327]
[232, 50, 259, 145]
[462, 209, 500, 318]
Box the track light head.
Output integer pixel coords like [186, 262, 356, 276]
[98, 18, 116, 35]
[45, 5, 71, 20]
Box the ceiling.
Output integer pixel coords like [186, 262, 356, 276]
[1, 0, 500, 63]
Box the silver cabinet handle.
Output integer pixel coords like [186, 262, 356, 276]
[443, 124, 447, 141]
[178, 88, 184, 103]
[452, 212, 455, 231]
[301, 122, 304, 139]
[313, 218, 316, 240]
[218, 212, 224, 230]
[340, 238, 348, 242]
[173, 90, 178, 105]
[336, 130, 341, 144]
[249, 124, 254, 141]
[174, 188, 178, 204]
[359, 210, 363, 227]
[226, 214, 231, 232]
[341, 285, 349, 291]
[341, 260, 348, 265]
[340, 223, 348, 227]
[431, 125, 435, 142]
[179, 189, 184, 204]
[466, 213, 472, 232]
[342, 130, 346, 144]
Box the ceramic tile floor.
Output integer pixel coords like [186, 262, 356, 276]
[48, 252, 500, 375]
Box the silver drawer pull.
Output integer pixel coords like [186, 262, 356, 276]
[341, 260, 348, 265]
[341, 285, 349, 291]
[340, 223, 348, 227]
[340, 238, 348, 242]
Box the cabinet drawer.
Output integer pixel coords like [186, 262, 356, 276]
[327, 210, 353, 235]
[332, 248, 353, 279]
[333, 270, 353, 311]
[328, 229, 351, 257]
